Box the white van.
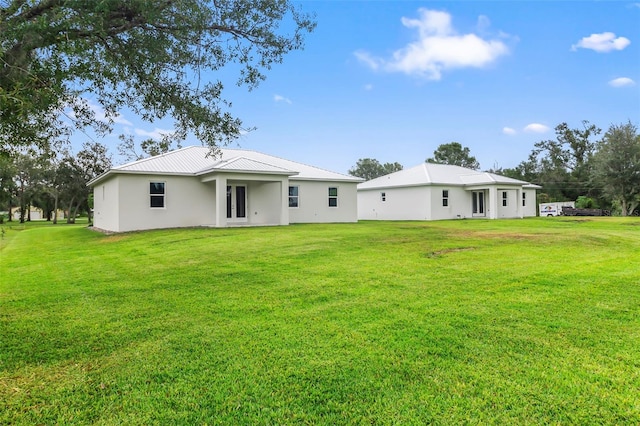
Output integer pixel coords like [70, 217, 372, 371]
[539, 202, 576, 216]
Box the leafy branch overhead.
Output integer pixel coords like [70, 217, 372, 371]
[0, 0, 316, 154]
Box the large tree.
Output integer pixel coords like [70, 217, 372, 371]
[528, 121, 601, 201]
[426, 142, 479, 170]
[349, 158, 403, 181]
[592, 122, 640, 216]
[0, 0, 315, 155]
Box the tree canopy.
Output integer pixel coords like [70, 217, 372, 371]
[592, 122, 640, 216]
[426, 142, 479, 170]
[348, 158, 403, 181]
[526, 121, 601, 201]
[0, 0, 315, 155]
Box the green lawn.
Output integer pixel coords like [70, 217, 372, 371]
[1, 218, 639, 424]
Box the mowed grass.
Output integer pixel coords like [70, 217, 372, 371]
[1, 218, 639, 424]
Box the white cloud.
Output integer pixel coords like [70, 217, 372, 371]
[571, 32, 630, 53]
[608, 77, 636, 87]
[476, 15, 491, 33]
[274, 94, 292, 104]
[524, 123, 550, 133]
[364, 84, 373, 91]
[503, 127, 517, 135]
[134, 127, 174, 140]
[355, 8, 510, 80]
[354, 50, 381, 70]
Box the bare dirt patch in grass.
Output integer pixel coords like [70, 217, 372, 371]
[424, 247, 476, 258]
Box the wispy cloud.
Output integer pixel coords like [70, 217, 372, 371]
[134, 127, 174, 140]
[524, 123, 550, 133]
[68, 99, 132, 126]
[571, 32, 630, 53]
[502, 127, 517, 135]
[608, 77, 636, 87]
[274, 94, 292, 104]
[355, 9, 511, 80]
[364, 84, 374, 91]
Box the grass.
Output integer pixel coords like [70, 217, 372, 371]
[1, 218, 639, 424]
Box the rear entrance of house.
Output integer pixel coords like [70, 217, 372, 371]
[227, 185, 247, 223]
[472, 191, 485, 217]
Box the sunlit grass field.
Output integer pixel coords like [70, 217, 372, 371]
[1, 218, 639, 424]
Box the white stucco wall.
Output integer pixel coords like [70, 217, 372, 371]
[429, 186, 472, 220]
[92, 173, 358, 232]
[496, 188, 519, 219]
[93, 177, 120, 232]
[245, 180, 286, 226]
[289, 180, 358, 223]
[99, 174, 216, 232]
[522, 189, 537, 217]
[358, 186, 432, 221]
[358, 185, 537, 221]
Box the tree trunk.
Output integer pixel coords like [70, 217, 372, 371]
[65, 196, 76, 223]
[53, 193, 59, 225]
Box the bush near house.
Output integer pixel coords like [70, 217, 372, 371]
[1, 219, 639, 424]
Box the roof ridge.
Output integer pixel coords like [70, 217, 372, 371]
[421, 162, 432, 183]
[114, 145, 194, 169]
[218, 155, 294, 172]
[221, 147, 357, 180]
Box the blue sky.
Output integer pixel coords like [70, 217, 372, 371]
[85, 1, 640, 174]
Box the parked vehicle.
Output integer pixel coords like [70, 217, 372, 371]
[561, 206, 611, 216]
[539, 202, 575, 217]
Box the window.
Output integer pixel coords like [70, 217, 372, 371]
[150, 182, 165, 208]
[289, 186, 299, 208]
[381, 192, 386, 202]
[522, 192, 526, 207]
[328, 187, 338, 207]
[502, 191, 508, 207]
[442, 189, 449, 207]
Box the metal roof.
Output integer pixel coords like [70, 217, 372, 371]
[358, 162, 537, 190]
[89, 146, 362, 186]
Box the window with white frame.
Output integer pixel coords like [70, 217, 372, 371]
[150, 182, 165, 208]
[289, 186, 299, 208]
[442, 189, 449, 207]
[502, 191, 508, 207]
[381, 192, 386, 202]
[328, 187, 338, 207]
[522, 192, 526, 207]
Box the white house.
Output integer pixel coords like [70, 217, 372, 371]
[88, 146, 362, 232]
[357, 163, 540, 221]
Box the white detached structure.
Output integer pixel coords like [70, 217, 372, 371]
[358, 163, 540, 221]
[89, 146, 362, 232]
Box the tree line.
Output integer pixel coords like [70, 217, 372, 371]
[348, 121, 640, 216]
[0, 143, 111, 223]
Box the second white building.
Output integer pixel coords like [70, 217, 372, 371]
[357, 163, 540, 221]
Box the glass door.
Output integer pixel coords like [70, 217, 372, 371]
[472, 191, 485, 216]
[226, 185, 247, 222]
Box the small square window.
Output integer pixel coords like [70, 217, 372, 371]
[381, 192, 386, 202]
[522, 192, 526, 207]
[502, 191, 508, 207]
[150, 182, 165, 208]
